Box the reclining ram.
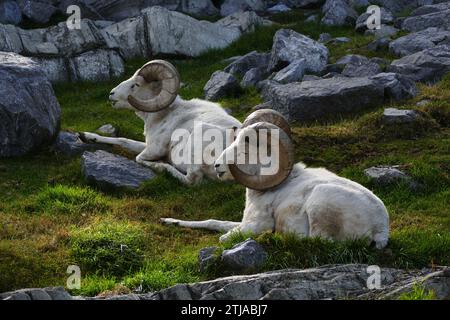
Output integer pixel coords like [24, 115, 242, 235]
[162, 110, 390, 248]
[81, 60, 241, 185]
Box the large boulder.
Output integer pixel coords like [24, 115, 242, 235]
[388, 45, 450, 83]
[179, 0, 219, 16]
[355, 7, 394, 32]
[204, 71, 240, 101]
[220, 0, 266, 16]
[389, 28, 450, 57]
[143, 7, 269, 57]
[272, 59, 306, 83]
[18, 0, 58, 24]
[262, 77, 385, 122]
[402, 7, 450, 32]
[68, 49, 124, 82]
[321, 0, 358, 27]
[410, 1, 450, 17]
[269, 29, 329, 74]
[82, 150, 156, 190]
[0, 1, 22, 25]
[341, 56, 383, 77]
[0, 52, 61, 157]
[224, 51, 270, 77]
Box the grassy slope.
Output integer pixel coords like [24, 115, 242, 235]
[0, 10, 449, 296]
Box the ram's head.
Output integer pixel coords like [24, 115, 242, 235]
[109, 60, 180, 112]
[215, 109, 294, 191]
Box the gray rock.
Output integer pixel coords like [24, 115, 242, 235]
[98, 124, 118, 137]
[370, 73, 418, 101]
[178, 0, 219, 16]
[262, 76, 385, 122]
[18, 0, 58, 24]
[342, 57, 383, 77]
[0, 1, 22, 25]
[367, 37, 391, 52]
[365, 25, 398, 39]
[389, 28, 450, 57]
[69, 49, 124, 82]
[348, 0, 370, 8]
[321, 0, 358, 27]
[388, 45, 450, 83]
[410, 1, 450, 17]
[331, 37, 352, 44]
[364, 165, 412, 185]
[355, 7, 394, 32]
[55, 131, 97, 156]
[144, 7, 270, 57]
[224, 51, 270, 77]
[0, 287, 72, 300]
[369, 0, 432, 14]
[273, 59, 306, 83]
[220, 0, 266, 16]
[302, 74, 322, 81]
[402, 8, 450, 32]
[319, 33, 332, 43]
[204, 71, 240, 101]
[199, 247, 218, 272]
[81, 150, 156, 190]
[241, 67, 268, 88]
[0, 52, 61, 158]
[221, 239, 268, 272]
[269, 29, 329, 73]
[335, 54, 368, 66]
[305, 14, 318, 23]
[282, 0, 325, 8]
[43, 287, 73, 300]
[267, 3, 291, 13]
[382, 108, 420, 124]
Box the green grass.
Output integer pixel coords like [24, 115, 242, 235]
[398, 283, 437, 300]
[0, 10, 449, 296]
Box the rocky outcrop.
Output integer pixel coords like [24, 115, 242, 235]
[269, 29, 329, 74]
[82, 150, 156, 190]
[388, 45, 450, 83]
[2, 265, 449, 300]
[262, 77, 385, 122]
[402, 4, 450, 32]
[389, 28, 450, 57]
[0, 52, 61, 157]
[370, 73, 418, 101]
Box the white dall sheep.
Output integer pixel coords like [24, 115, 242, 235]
[162, 110, 390, 248]
[81, 60, 242, 185]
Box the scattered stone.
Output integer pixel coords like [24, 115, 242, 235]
[321, 0, 358, 27]
[388, 45, 450, 83]
[367, 37, 391, 52]
[97, 124, 118, 137]
[221, 239, 268, 272]
[370, 73, 418, 101]
[389, 28, 450, 57]
[199, 247, 218, 273]
[0, 52, 61, 158]
[322, 63, 345, 74]
[305, 14, 318, 23]
[416, 99, 431, 107]
[0, 1, 22, 25]
[269, 29, 329, 74]
[342, 56, 382, 77]
[319, 33, 332, 43]
[220, 0, 266, 17]
[204, 71, 240, 101]
[355, 7, 394, 32]
[262, 76, 385, 122]
[402, 7, 450, 32]
[241, 67, 268, 88]
[272, 59, 306, 84]
[284, 0, 325, 8]
[224, 51, 270, 77]
[267, 3, 291, 14]
[364, 165, 412, 186]
[331, 37, 352, 44]
[54, 131, 98, 156]
[215, 10, 272, 34]
[382, 108, 420, 124]
[335, 54, 368, 66]
[178, 0, 219, 17]
[81, 150, 156, 191]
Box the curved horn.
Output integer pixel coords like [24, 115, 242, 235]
[229, 122, 294, 191]
[242, 109, 291, 137]
[128, 60, 180, 113]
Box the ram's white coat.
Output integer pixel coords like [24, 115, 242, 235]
[163, 127, 390, 248]
[82, 68, 241, 184]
